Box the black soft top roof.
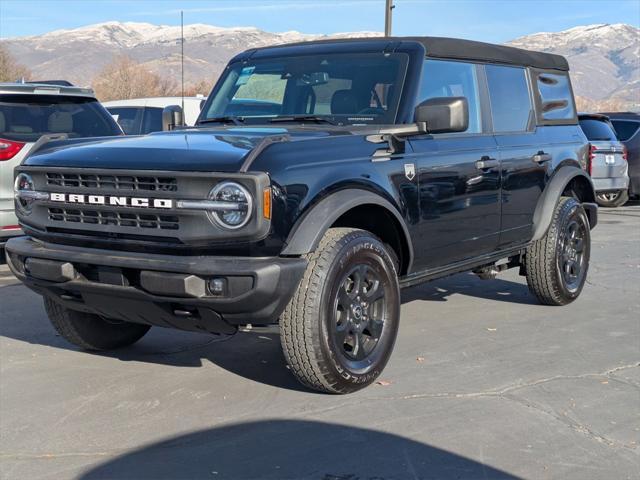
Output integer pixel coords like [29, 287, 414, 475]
[249, 36, 569, 71]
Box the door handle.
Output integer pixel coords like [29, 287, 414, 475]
[533, 152, 552, 163]
[475, 156, 499, 170]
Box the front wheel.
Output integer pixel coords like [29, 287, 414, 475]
[44, 298, 151, 350]
[524, 197, 591, 306]
[596, 190, 628, 208]
[280, 228, 400, 394]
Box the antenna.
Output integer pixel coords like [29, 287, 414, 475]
[385, 0, 395, 36]
[181, 10, 185, 123]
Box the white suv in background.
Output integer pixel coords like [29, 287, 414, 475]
[104, 96, 206, 135]
[0, 82, 122, 249]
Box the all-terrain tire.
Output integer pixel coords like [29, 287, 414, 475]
[44, 298, 151, 350]
[595, 189, 628, 208]
[524, 197, 591, 306]
[280, 228, 400, 394]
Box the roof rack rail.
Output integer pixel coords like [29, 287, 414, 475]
[25, 80, 74, 87]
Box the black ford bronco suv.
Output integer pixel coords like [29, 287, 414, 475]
[6, 37, 597, 394]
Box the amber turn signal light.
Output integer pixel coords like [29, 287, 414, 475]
[263, 187, 271, 220]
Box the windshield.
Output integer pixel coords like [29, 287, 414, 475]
[0, 94, 121, 142]
[200, 52, 409, 126]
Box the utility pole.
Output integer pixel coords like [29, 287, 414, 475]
[384, 0, 395, 36]
[181, 10, 185, 121]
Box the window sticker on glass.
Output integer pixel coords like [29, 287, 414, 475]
[236, 66, 256, 86]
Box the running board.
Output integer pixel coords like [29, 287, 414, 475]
[399, 245, 528, 289]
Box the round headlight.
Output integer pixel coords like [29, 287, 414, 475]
[208, 182, 253, 229]
[14, 173, 35, 215]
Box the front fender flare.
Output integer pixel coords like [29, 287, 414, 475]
[281, 189, 414, 269]
[531, 166, 597, 241]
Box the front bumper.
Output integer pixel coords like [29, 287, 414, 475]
[5, 236, 307, 334]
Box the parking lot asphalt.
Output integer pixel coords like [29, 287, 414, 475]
[1, 204, 639, 480]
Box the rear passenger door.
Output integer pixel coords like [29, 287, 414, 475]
[409, 59, 501, 269]
[485, 64, 547, 248]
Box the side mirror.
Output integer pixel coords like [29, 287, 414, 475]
[415, 96, 469, 134]
[162, 105, 184, 131]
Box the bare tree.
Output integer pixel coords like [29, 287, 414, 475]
[92, 55, 178, 102]
[183, 79, 213, 97]
[575, 95, 628, 113]
[0, 44, 32, 82]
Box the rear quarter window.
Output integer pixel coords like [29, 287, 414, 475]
[533, 71, 577, 124]
[0, 94, 121, 142]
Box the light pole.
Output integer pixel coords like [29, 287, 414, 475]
[385, 0, 395, 36]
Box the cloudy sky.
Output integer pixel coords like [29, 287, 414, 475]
[1, 0, 638, 41]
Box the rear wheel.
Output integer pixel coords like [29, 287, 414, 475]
[280, 228, 400, 394]
[524, 197, 590, 305]
[596, 190, 628, 208]
[44, 298, 150, 350]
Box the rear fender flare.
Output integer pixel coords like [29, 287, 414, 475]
[531, 166, 596, 241]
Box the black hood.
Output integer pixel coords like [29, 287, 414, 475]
[24, 127, 339, 172]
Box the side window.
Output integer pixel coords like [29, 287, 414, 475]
[107, 107, 142, 135]
[534, 72, 576, 121]
[418, 59, 482, 134]
[485, 65, 532, 133]
[141, 107, 163, 134]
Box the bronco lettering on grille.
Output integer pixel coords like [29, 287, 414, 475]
[49, 193, 173, 209]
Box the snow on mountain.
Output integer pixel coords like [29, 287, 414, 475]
[2, 22, 638, 108]
[509, 23, 639, 107]
[1, 22, 380, 89]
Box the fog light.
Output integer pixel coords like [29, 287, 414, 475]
[209, 278, 226, 296]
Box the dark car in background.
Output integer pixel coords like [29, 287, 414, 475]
[578, 113, 629, 207]
[600, 112, 640, 201]
[0, 82, 122, 249]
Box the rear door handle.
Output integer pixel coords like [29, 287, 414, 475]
[475, 156, 499, 170]
[533, 152, 552, 163]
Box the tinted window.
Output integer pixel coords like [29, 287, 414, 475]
[611, 120, 640, 142]
[485, 65, 532, 132]
[535, 72, 576, 121]
[203, 52, 409, 125]
[579, 118, 616, 141]
[418, 59, 482, 133]
[142, 107, 163, 134]
[0, 95, 121, 142]
[107, 107, 143, 135]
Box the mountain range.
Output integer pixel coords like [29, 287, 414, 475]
[1, 22, 638, 110]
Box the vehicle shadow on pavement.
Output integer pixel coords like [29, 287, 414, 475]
[78, 419, 520, 480]
[402, 273, 538, 305]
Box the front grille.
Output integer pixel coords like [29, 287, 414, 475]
[46, 173, 178, 192]
[48, 208, 179, 230]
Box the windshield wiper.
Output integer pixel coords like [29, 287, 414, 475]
[269, 115, 336, 125]
[198, 116, 245, 126]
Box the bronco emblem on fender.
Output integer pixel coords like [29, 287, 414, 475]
[404, 163, 416, 181]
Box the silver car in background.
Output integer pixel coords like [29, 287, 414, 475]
[0, 82, 122, 249]
[578, 113, 630, 207]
